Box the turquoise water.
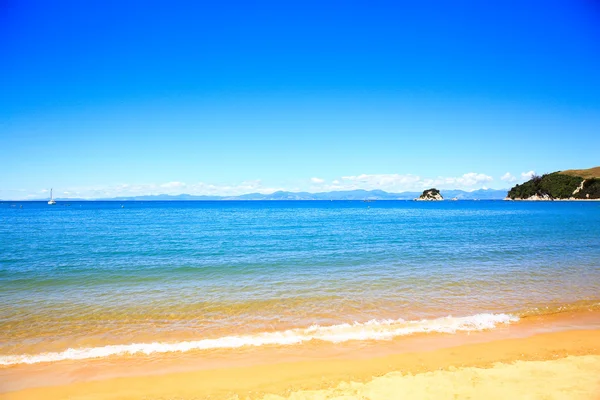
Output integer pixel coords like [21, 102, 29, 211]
[1, 200, 599, 364]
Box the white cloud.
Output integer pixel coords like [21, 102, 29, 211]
[319, 172, 492, 192]
[182, 180, 282, 196]
[521, 170, 536, 180]
[439, 172, 493, 187]
[160, 181, 185, 189]
[341, 173, 422, 186]
[6, 172, 500, 200]
[500, 172, 517, 182]
[30, 180, 284, 200]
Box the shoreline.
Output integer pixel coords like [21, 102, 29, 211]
[505, 198, 600, 201]
[3, 302, 599, 371]
[2, 311, 599, 399]
[2, 330, 599, 400]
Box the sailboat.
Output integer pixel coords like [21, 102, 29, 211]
[48, 188, 56, 205]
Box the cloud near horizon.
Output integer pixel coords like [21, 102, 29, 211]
[521, 170, 536, 180]
[501, 172, 517, 182]
[11, 180, 285, 200]
[311, 172, 494, 193]
[3, 172, 507, 200]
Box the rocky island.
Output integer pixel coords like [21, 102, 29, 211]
[415, 188, 444, 201]
[507, 167, 600, 200]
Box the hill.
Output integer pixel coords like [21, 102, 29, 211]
[507, 166, 600, 200]
[559, 167, 600, 180]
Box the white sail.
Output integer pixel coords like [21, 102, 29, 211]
[48, 188, 56, 205]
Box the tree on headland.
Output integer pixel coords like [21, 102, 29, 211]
[507, 169, 600, 200]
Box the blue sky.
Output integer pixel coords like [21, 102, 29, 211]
[1, 1, 600, 199]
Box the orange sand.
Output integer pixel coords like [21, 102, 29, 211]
[2, 329, 599, 400]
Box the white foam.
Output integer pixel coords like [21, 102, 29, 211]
[0, 313, 518, 366]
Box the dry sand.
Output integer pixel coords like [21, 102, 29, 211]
[264, 355, 600, 400]
[2, 329, 599, 400]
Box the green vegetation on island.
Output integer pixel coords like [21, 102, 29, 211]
[416, 188, 443, 201]
[507, 167, 600, 200]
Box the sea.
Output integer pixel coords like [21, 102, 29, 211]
[1, 200, 599, 367]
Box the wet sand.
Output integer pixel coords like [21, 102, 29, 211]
[2, 325, 599, 400]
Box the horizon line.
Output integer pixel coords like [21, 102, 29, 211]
[1, 187, 510, 202]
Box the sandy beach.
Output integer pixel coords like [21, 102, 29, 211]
[2, 313, 599, 400]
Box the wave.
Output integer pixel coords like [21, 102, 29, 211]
[0, 313, 518, 366]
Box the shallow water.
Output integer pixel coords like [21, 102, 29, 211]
[1, 200, 599, 364]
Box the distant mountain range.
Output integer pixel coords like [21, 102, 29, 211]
[22, 188, 510, 201]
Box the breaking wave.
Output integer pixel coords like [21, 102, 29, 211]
[0, 313, 518, 366]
